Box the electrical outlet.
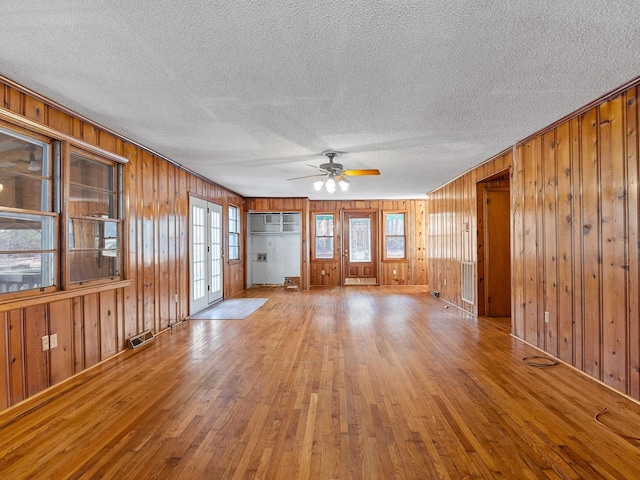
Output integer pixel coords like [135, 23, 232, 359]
[321, 270, 325, 276]
[393, 269, 397, 275]
[444, 278, 447, 286]
[174, 293, 179, 303]
[41, 335, 50, 351]
[50, 333, 58, 349]
[544, 311, 550, 324]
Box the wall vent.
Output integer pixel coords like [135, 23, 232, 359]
[461, 262, 475, 304]
[127, 330, 154, 349]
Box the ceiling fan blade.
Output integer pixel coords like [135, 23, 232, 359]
[341, 169, 380, 176]
[286, 173, 326, 181]
[306, 164, 331, 174]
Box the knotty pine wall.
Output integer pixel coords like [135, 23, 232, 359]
[0, 80, 246, 410]
[428, 81, 640, 401]
[427, 152, 513, 314]
[246, 198, 428, 287]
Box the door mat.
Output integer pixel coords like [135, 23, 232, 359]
[189, 298, 268, 320]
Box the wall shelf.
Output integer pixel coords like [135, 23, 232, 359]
[249, 212, 300, 234]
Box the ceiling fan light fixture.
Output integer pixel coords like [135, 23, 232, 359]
[28, 158, 40, 172]
[313, 179, 325, 191]
[337, 175, 350, 191]
[325, 177, 336, 193]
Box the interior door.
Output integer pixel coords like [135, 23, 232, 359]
[484, 186, 511, 316]
[342, 210, 377, 285]
[190, 197, 223, 314]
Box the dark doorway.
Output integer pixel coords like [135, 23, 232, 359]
[477, 171, 511, 317]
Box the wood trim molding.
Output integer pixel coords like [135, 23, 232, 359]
[0, 279, 132, 313]
[0, 106, 129, 164]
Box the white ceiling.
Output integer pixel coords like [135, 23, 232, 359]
[1, 1, 639, 200]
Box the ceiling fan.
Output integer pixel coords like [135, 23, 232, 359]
[287, 151, 380, 192]
[0, 143, 42, 172]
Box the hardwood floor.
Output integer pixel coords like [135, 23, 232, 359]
[1, 286, 639, 479]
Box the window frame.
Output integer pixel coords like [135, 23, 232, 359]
[312, 212, 336, 260]
[383, 211, 407, 261]
[228, 204, 240, 262]
[63, 145, 123, 288]
[0, 124, 58, 298]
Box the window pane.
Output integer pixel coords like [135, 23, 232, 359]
[385, 213, 405, 236]
[0, 252, 55, 291]
[68, 251, 120, 282]
[0, 173, 51, 211]
[69, 219, 119, 250]
[69, 185, 116, 218]
[229, 205, 238, 231]
[229, 233, 238, 248]
[0, 214, 55, 251]
[70, 153, 114, 191]
[349, 218, 371, 262]
[315, 237, 334, 259]
[0, 131, 49, 177]
[228, 206, 239, 260]
[229, 232, 239, 260]
[68, 152, 120, 284]
[315, 214, 334, 236]
[386, 236, 405, 259]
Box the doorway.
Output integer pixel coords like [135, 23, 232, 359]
[341, 210, 377, 285]
[189, 197, 223, 314]
[477, 172, 511, 317]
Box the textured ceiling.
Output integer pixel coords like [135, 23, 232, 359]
[1, 1, 640, 200]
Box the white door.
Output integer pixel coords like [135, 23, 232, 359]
[190, 197, 223, 314]
[208, 202, 223, 304]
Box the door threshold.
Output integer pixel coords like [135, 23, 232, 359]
[344, 278, 377, 285]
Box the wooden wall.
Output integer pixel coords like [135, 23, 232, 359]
[311, 200, 428, 286]
[0, 80, 246, 410]
[427, 152, 513, 314]
[512, 86, 640, 399]
[245, 198, 428, 287]
[428, 82, 640, 401]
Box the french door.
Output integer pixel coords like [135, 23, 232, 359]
[189, 197, 223, 314]
[341, 210, 378, 285]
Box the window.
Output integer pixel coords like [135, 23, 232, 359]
[384, 212, 406, 259]
[313, 213, 334, 259]
[0, 124, 125, 296]
[228, 204, 239, 261]
[67, 149, 122, 284]
[0, 127, 56, 293]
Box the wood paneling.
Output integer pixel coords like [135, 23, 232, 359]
[0, 78, 246, 410]
[305, 199, 427, 287]
[429, 82, 640, 400]
[627, 90, 640, 399]
[427, 153, 512, 315]
[83, 293, 100, 369]
[23, 305, 48, 397]
[99, 290, 118, 360]
[2, 287, 640, 479]
[0, 315, 7, 410]
[48, 299, 74, 386]
[7, 310, 24, 405]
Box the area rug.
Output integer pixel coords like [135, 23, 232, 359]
[189, 298, 268, 320]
